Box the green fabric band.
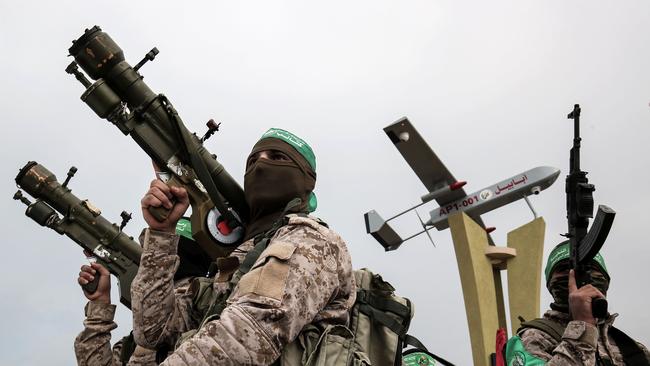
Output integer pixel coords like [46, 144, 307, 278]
[402, 351, 437, 366]
[544, 241, 608, 282]
[505, 336, 545, 366]
[176, 218, 193, 240]
[307, 192, 317, 212]
[259, 128, 316, 171]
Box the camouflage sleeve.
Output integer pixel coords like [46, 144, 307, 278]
[74, 301, 123, 366]
[131, 229, 196, 349]
[508, 321, 599, 365]
[160, 221, 355, 366]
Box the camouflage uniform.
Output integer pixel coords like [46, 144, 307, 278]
[74, 301, 157, 366]
[130, 215, 356, 365]
[509, 309, 650, 365]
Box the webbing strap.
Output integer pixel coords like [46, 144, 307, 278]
[357, 290, 411, 319]
[238, 239, 270, 275]
[403, 334, 427, 351]
[357, 303, 406, 335]
[518, 318, 564, 342]
[197, 238, 269, 323]
[609, 326, 650, 366]
[295, 212, 329, 228]
[159, 95, 236, 224]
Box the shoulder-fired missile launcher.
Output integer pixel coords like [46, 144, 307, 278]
[65, 26, 247, 260]
[15, 161, 140, 308]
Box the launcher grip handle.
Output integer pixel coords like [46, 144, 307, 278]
[148, 204, 174, 222]
[148, 173, 185, 222]
[82, 275, 99, 294]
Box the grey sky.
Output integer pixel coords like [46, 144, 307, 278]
[1, 1, 649, 365]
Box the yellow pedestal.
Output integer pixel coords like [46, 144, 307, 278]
[449, 213, 546, 365]
[449, 212, 499, 366]
[506, 217, 546, 332]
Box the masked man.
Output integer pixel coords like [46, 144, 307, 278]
[131, 128, 356, 365]
[506, 241, 650, 365]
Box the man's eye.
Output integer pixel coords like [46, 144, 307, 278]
[271, 152, 290, 161]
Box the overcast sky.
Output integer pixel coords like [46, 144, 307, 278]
[1, 1, 649, 365]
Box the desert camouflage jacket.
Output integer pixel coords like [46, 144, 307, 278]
[74, 301, 157, 366]
[130, 215, 356, 365]
[506, 309, 650, 365]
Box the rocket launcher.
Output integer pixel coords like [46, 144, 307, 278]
[14, 161, 141, 308]
[65, 26, 248, 259]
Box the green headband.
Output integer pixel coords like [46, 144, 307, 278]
[259, 128, 316, 171]
[544, 241, 608, 282]
[258, 128, 318, 212]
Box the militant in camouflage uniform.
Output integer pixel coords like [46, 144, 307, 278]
[74, 219, 211, 366]
[506, 242, 650, 365]
[132, 128, 356, 365]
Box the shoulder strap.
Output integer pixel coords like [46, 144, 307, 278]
[518, 318, 565, 343]
[356, 291, 410, 336]
[293, 212, 329, 228]
[608, 326, 650, 366]
[200, 236, 272, 322]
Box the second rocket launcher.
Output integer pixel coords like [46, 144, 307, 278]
[14, 161, 141, 308]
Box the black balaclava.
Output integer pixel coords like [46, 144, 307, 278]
[547, 260, 610, 313]
[243, 138, 316, 241]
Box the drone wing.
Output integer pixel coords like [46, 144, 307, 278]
[384, 117, 495, 244]
[384, 117, 466, 205]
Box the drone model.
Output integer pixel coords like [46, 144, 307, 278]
[365, 117, 560, 251]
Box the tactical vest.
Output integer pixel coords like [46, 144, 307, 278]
[515, 318, 649, 366]
[181, 213, 453, 365]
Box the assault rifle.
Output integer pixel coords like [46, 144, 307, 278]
[65, 26, 248, 260]
[564, 104, 616, 318]
[14, 161, 141, 308]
